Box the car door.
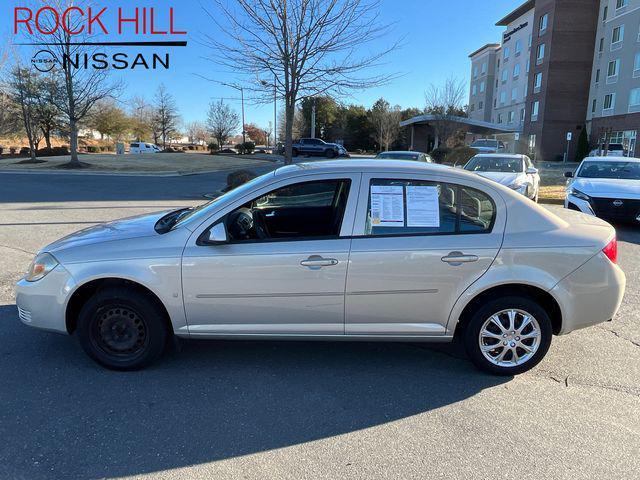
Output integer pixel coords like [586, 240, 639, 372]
[345, 173, 506, 336]
[181, 173, 361, 336]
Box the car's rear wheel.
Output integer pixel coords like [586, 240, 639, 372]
[463, 296, 552, 375]
[77, 287, 168, 371]
[325, 149, 336, 158]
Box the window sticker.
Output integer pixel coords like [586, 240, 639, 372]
[370, 185, 404, 227]
[406, 186, 440, 227]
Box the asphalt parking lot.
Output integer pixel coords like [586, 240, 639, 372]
[0, 171, 638, 480]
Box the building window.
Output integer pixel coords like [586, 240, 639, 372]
[595, 68, 601, 83]
[629, 88, 640, 112]
[480, 81, 485, 93]
[603, 93, 616, 114]
[524, 82, 528, 98]
[473, 65, 479, 78]
[531, 100, 540, 121]
[612, 25, 624, 50]
[599, 37, 604, 52]
[479, 101, 484, 110]
[511, 87, 518, 102]
[481, 62, 487, 75]
[500, 91, 507, 104]
[603, 5, 608, 21]
[528, 34, 532, 48]
[616, 0, 628, 10]
[634, 52, 640, 77]
[472, 84, 477, 95]
[528, 134, 536, 154]
[508, 111, 515, 123]
[501, 69, 508, 83]
[497, 113, 503, 124]
[515, 40, 522, 56]
[539, 13, 548, 35]
[470, 103, 475, 112]
[526, 58, 530, 73]
[607, 58, 620, 83]
[513, 63, 520, 79]
[494, 99, 497, 108]
[520, 108, 526, 122]
[534, 72, 542, 93]
[504, 47, 510, 60]
[536, 44, 546, 65]
[592, 98, 597, 113]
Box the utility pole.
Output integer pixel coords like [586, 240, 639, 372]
[273, 75, 277, 145]
[310, 98, 316, 138]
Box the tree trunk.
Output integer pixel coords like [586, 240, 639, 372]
[284, 96, 295, 165]
[68, 119, 81, 166]
[43, 128, 52, 149]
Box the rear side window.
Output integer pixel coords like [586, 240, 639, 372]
[365, 179, 495, 236]
[130, 143, 139, 148]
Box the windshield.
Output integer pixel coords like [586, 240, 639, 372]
[464, 156, 523, 173]
[577, 161, 640, 180]
[376, 152, 420, 161]
[171, 173, 272, 229]
[470, 140, 497, 148]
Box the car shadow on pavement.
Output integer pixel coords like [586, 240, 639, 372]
[614, 223, 640, 245]
[0, 304, 509, 480]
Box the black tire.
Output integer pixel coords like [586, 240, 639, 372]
[76, 287, 169, 371]
[325, 149, 336, 158]
[463, 295, 552, 376]
[292, 148, 299, 157]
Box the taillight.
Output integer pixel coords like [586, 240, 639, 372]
[602, 237, 618, 264]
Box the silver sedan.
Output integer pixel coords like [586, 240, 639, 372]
[16, 160, 626, 374]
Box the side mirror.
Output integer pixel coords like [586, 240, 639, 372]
[526, 167, 539, 174]
[564, 171, 574, 178]
[204, 223, 228, 245]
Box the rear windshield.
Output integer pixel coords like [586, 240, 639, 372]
[470, 140, 497, 148]
[376, 152, 420, 161]
[577, 161, 640, 180]
[465, 156, 523, 173]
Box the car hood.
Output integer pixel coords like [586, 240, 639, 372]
[474, 171, 522, 186]
[571, 178, 640, 198]
[43, 211, 170, 253]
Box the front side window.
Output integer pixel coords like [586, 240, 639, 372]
[365, 179, 495, 236]
[222, 179, 351, 242]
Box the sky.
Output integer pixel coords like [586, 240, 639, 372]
[3, 0, 523, 130]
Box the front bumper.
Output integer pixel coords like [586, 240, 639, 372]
[15, 264, 76, 334]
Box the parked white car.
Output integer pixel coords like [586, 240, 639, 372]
[130, 142, 161, 154]
[375, 151, 433, 163]
[17, 160, 625, 375]
[565, 156, 640, 223]
[588, 143, 627, 157]
[464, 154, 540, 202]
[469, 139, 506, 154]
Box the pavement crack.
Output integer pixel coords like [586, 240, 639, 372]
[598, 326, 640, 348]
[0, 244, 34, 256]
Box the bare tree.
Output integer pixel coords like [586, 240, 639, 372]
[32, 0, 122, 167]
[8, 65, 44, 162]
[369, 98, 401, 152]
[129, 96, 154, 142]
[186, 121, 208, 145]
[204, 0, 399, 164]
[424, 76, 467, 148]
[35, 74, 64, 150]
[152, 84, 180, 149]
[206, 100, 240, 148]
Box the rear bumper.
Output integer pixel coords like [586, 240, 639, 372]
[551, 252, 626, 335]
[15, 265, 76, 334]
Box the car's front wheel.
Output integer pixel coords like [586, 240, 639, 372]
[77, 287, 168, 370]
[463, 296, 552, 375]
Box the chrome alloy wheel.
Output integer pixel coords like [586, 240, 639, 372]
[478, 309, 541, 367]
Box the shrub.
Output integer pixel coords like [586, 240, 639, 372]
[225, 170, 257, 192]
[87, 146, 100, 153]
[208, 142, 219, 154]
[19, 147, 31, 156]
[161, 147, 184, 153]
[235, 141, 256, 154]
[575, 127, 589, 162]
[10, 147, 17, 155]
[429, 147, 451, 164]
[0, 146, 3, 155]
[187, 145, 195, 150]
[445, 146, 478, 166]
[37, 146, 70, 157]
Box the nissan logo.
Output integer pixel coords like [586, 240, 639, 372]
[612, 200, 624, 207]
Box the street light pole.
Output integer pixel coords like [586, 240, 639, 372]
[240, 87, 246, 144]
[273, 75, 277, 146]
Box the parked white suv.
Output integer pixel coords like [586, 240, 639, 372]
[469, 139, 506, 154]
[130, 142, 161, 154]
[17, 160, 625, 375]
[464, 154, 540, 202]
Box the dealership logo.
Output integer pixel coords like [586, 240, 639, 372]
[31, 49, 58, 72]
[613, 199, 624, 207]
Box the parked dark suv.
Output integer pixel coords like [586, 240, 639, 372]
[292, 138, 348, 158]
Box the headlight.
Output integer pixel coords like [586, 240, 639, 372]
[569, 187, 591, 202]
[25, 253, 59, 282]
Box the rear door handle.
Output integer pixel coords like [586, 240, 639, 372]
[441, 252, 479, 266]
[300, 255, 339, 268]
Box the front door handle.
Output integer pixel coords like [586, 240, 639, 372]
[300, 255, 339, 268]
[441, 251, 479, 266]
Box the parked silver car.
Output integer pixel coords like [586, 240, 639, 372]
[16, 161, 625, 374]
